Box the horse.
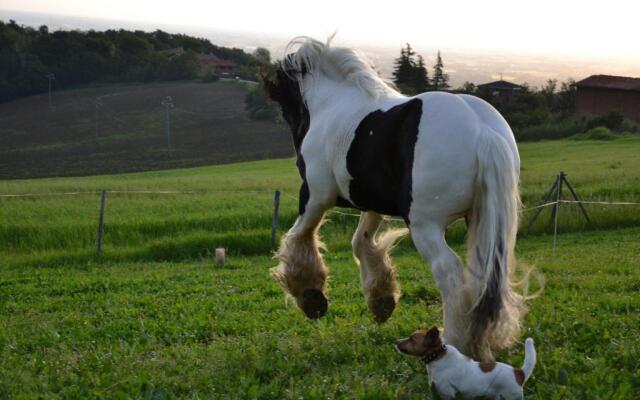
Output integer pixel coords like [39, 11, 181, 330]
[263, 36, 524, 361]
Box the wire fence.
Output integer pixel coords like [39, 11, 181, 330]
[3, 186, 639, 258]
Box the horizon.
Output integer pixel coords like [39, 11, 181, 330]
[1, 4, 639, 88]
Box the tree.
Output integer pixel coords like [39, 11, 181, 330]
[252, 47, 271, 65]
[540, 79, 557, 110]
[556, 79, 576, 114]
[431, 51, 449, 91]
[392, 43, 417, 93]
[245, 83, 278, 121]
[412, 55, 430, 93]
[457, 81, 477, 93]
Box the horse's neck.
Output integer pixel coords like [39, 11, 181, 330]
[304, 76, 393, 120]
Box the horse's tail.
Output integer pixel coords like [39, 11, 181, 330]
[466, 126, 523, 360]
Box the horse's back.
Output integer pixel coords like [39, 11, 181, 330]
[409, 92, 517, 226]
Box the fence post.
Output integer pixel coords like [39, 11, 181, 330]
[526, 174, 560, 232]
[552, 172, 563, 256]
[271, 190, 281, 247]
[97, 190, 106, 256]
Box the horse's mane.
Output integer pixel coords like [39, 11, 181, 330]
[283, 35, 400, 99]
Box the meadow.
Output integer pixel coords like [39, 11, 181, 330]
[1, 137, 639, 399]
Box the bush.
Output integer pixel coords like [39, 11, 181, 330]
[202, 69, 219, 83]
[587, 110, 624, 131]
[571, 126, 617, 141]
[515, 114, 591, 141]
[514, 112, 640, 142]
[244, 84, 278, 122]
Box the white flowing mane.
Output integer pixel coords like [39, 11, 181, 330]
[283, 36, 400, 99]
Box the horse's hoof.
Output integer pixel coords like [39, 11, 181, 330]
[300, 289, 328, 319]
[371, 296, 396, 323]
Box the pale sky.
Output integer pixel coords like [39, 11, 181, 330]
[2, 0, 639, 62]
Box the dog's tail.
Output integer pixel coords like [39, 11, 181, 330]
[521, 338, 536, 382]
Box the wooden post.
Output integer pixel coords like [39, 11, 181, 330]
[552, 172, 563, 256]
[526, 174, 560, 232]
[97, 190, 106, 256]
[550, 171, 564, 223]
[562, 173, 591, 223]
[271, 190, 281, 247]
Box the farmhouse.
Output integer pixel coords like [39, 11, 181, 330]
[161, 47, 238, 76]
[198, 53, 237, 76]
[477, 80, 523, 103]
[575, 75, 640, 121]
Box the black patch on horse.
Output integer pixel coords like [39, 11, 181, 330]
[263, 62, 311, 214]
[346, 99, 423, 222]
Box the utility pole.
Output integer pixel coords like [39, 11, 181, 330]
[46, 73, 55, 108]
[161, 96, 174, 151]
[93, 98, 103, 140]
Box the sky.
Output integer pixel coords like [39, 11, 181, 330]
[1, 0, 639, 86]
[2, 0, 639, 60]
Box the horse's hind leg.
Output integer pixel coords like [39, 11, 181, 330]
[271, 199, 330, 319]
[352, 211, 407, 323]
[410, 223, 471, 355]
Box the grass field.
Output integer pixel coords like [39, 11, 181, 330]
[0, 81, 290, 179]
[1, 137, 639, 399]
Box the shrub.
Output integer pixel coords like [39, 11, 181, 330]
[515, 114, 591, 142]
[571, 126, 617, 141]
[244, 84, 278, 122]
[587, 110, 625, 131]
[202, 69, 219, 83]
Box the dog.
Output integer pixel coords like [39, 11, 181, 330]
[395, 326, 536, 399]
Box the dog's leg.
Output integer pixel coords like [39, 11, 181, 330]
[352, 211, 406, 323]
[410, 223, 471, 356]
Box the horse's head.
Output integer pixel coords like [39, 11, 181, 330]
[262, 59, 310, 152]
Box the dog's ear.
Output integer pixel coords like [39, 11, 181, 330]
[426, 326, 440, 342]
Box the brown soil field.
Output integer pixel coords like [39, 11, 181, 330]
[0, 81, 292, 179]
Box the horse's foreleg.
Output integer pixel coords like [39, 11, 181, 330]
[271, 198, 330, 319]
[410, 224, 471, 355]
[352, 212, 407, 323]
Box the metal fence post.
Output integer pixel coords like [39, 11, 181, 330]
[97, 190, 106, 255]
[271, 190, 281, 247]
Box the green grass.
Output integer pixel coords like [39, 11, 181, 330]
[1, 137, 640, 398]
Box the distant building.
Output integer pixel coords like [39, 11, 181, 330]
[477, 80, 523, 103]
[575, 75, 640, 121]
[162, 47, 186, 58]
[161, 47, 238, 76]
[198, 53, 237, 76]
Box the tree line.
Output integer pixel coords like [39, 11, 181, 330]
[0, 19, 265, 102]
[392, 44, 449, 94]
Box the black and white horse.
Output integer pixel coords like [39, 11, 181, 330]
[264, 37, 523, 360]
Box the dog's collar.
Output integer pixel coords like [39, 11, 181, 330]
[421, 344, 447, 364]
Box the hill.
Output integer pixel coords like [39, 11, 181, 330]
[0, 20, 266, 102]
[0, 81, 292, 179]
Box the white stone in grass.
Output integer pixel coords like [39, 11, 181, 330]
[215, 247, 225, 266]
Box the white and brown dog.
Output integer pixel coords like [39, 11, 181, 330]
[395, 327, 536, 399]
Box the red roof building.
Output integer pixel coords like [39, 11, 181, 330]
[161, 47, 238, 75]
[199, 53, 237, 75]
[575, 75, 640, 121]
